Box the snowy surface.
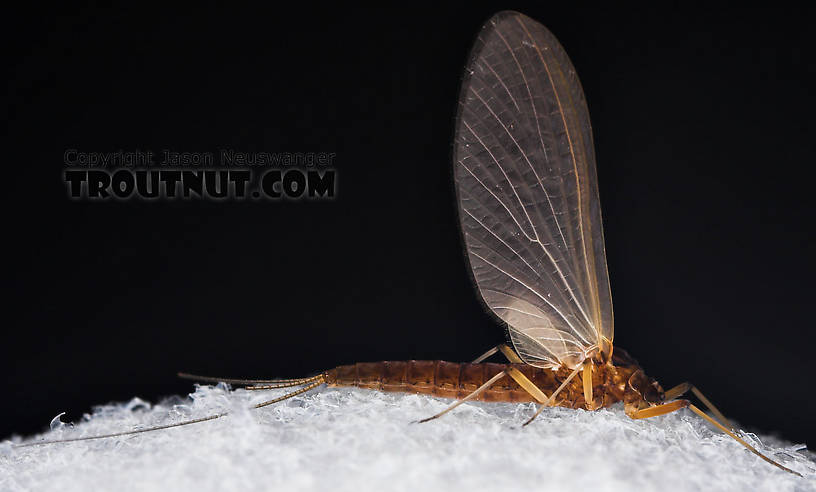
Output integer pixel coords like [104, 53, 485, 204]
[2, 384, 814, 492]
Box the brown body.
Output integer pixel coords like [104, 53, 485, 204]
[26, 349, 800, 475]
[324, 356, 662, 415]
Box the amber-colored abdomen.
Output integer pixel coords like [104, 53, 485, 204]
[325, 360, 632, 407]
[328, 361, 543, 402]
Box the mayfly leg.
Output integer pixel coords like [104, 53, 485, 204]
[471, 344, 523, 364]
[416, 370, 509, 423]
[523, 365, 582, 426]
[416, 372, 555, 423]
[416, 349, 553, 423]
[505, 368, 549, 404]
[662, 382, 733, 430]
[472, 346, 586, 416]
[627, 399, 691, 419]
[582, 363, 595, 410]
[628, 401, 802, 477]
[471, 345, 554, 405]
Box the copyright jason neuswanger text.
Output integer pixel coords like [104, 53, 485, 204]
[63, 149, 337, 200]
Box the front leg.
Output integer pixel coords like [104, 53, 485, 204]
[627, 399, 690, 419]
[663, 382, 733, 430]
[627, 400, 800, 477]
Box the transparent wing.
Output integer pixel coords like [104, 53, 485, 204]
[453, 11, 613, 369]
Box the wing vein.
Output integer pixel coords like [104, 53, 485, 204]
[468, 82, 593, 330]
[469, 248, 590, 344]
[516, 16, 601, 344]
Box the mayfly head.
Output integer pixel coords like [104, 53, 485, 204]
[623, 369, 666, 416]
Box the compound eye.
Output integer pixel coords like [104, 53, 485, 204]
[643, 381, 663, 404]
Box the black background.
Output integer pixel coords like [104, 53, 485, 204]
[5, 3, 815, 449]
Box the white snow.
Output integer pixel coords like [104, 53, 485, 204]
[2, 384, 814, 492]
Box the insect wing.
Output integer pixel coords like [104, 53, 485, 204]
[453, 11, 613, 369]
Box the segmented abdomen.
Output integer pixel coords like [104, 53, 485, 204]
[324, 360, 559, 403]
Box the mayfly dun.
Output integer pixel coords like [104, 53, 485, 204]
[16, 11, 802, 477]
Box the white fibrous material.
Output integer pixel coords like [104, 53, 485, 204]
[1, 384, 814, 491]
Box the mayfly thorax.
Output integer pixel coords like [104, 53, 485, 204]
[17, 10, 802, 477]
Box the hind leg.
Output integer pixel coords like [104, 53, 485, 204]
[417, 366, 553, 422]
[416, 369, 510, 423]
[473, 344, 550, 404]
[471, 344, 523, 363]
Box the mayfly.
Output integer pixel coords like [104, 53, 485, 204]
[17, 11, 801, 477]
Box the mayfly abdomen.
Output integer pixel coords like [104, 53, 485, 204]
[325, 360, 597, 404]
